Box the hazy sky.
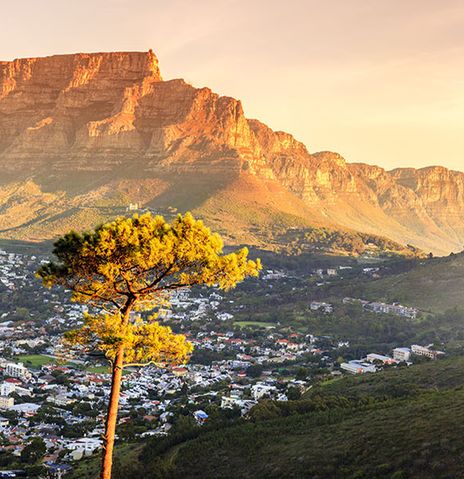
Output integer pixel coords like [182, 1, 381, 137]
[2, 0, 463, 171]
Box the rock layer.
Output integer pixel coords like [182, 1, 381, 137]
[0, 50, 463, 255]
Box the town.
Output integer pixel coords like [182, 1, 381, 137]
[0, 248, 445, 476]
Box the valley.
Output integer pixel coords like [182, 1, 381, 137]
[1, 242, 463, 477]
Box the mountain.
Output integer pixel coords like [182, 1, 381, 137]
[0, 50, 463, 255]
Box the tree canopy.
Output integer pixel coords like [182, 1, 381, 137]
[37, 212, 261, 368]
[38, 212, 261, 311]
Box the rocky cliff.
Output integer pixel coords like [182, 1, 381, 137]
[0, 50, 462, 255]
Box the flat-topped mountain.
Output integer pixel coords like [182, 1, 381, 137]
[0, 50, 462, 255]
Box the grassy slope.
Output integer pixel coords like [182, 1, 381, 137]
[305, 356, 464, 400]
[123, 358, 464, 479]
[0, 174, 420, 258]
[162, 390, 464, 479]
[362, 253, 464, 312]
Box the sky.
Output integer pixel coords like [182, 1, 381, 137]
[1, 0, 464, 171]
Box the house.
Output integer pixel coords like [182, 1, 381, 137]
[193, 410, 208, 425]
[10, 403, 40, 416]
[251, 383, 277, 400]
[0, 416, 9, 427]
[44, 463, 73, 478]
[172, 367, 188, 377]
[0, 381, 16, 396]
[48, 394, 76, 407]
[221, 395, 256, 415]
[310, 302, 334, 314]
[66, 437, 102, 454]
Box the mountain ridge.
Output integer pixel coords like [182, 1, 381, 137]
[0, 50, 463, 255]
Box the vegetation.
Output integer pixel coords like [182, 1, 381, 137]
[277, 226, 424, 258]
[16, 354, 55, 368]
[107, 358, 464, 479]
[361, 252, 464, 312]
[37, 212, 261, 479]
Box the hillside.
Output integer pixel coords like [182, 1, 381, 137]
[361, 252, 464, 312]
[1, 51, 464, 255]
[82, 358, 464, 479]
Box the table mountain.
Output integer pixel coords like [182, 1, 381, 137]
[0, 50, 462, 255]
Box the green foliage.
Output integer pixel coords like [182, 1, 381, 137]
[277, 226, 424, 258]
[361, 252, 464, 312]
[20, 437, 46, 464]
[37, 212, 261, 309]
[246, 364, 264, 378]
[38, 212, 261, 368]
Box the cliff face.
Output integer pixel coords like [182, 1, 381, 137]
[0, 51, 254, 175]
[0, 50, 463, 255]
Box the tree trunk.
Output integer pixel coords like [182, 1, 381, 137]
[100, 299, 134, 479]
[100, 346, 124, 479]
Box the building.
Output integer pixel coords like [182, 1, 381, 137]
[365, 302, 418, 319]
[193, 410, 208, 425]
[10, 403, 40, 416]
[5, 362, 30, 379]
[66, 437, 102, 454]
[221, 395, 256, 415]
[0, 381, 16, 396]
[393, 347, 411, 362]
[411, 344, 445, 360]
[127, 203, 139, 211]
[340, 360, 376, 375]
[48, 394, 76, 407]
[0, 396, 14, 409]
[251, 384, 277, 400]
[366, 353, 397, 365]
[310, 302, 334, 314]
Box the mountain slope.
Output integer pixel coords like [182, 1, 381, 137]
[72, 358, 464, 479]
[0, 50, 463, 254]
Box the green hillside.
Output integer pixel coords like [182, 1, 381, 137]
[362, 252, 464, 312]
[277, 226, 424, 258]
[87, 358, 464, 479]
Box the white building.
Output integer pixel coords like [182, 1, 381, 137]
[251, 383, 277, 400]
[0, 381, 16, 396]
[366, 353, 397, 365]
[310, 302, 334, 314]
[411, 345, 444, 360]
[340, 360, 376, 375]
[221, 395, 256, 415]
[393, 347, 411, 362]
[10, 403, 40, 416]
[5, 362, 30, 379]
[66, 437, 102, 454]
